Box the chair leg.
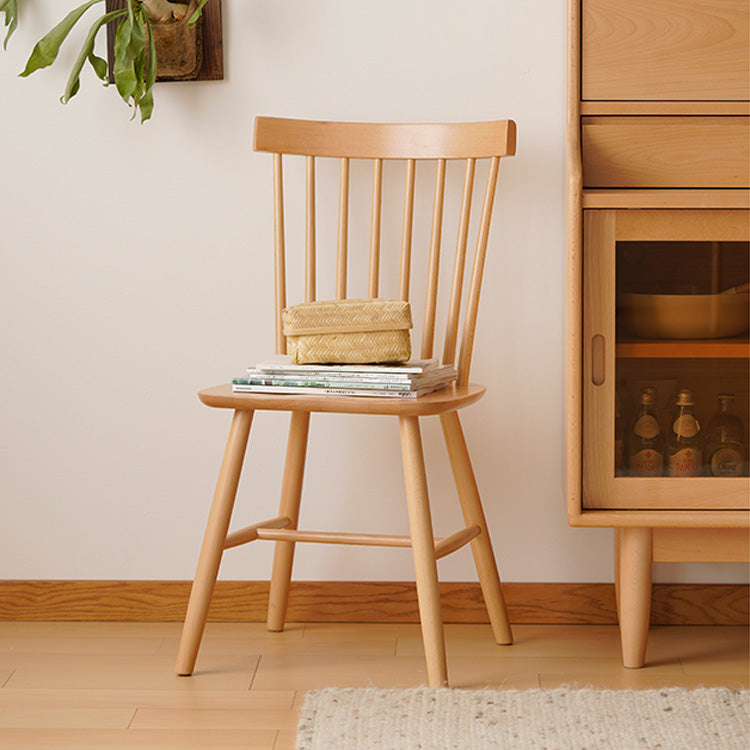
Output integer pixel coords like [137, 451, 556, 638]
[267, 411, 311, 632]
[399, 415, 448, 688]
[175, 409, 253, 676]
[440, 411, 513, 645]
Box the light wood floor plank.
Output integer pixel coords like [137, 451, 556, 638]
[160, 633, 398, 658]
[0, 706, 135, 730]
[0, 728, 280, 749]
[0, 688, 296, 711]
[251, 652, 431, 691]
[130, 707, 299, 730]
[0, 621, 745, 748]
[453, 655, 684, 686]
[299, 622, 422, 640]
[2, 653, 260, 691]
[0, 636, 166, 655]
[646, 625, 749, 672]
[396, 623, 622, 658]
[274, 729, 297, 750]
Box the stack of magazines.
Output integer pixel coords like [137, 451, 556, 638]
[232, 356, 457, 398]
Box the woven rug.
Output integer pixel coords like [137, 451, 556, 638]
[295, 686, 750, 749]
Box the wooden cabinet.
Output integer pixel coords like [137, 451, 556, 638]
[567, 0, 749, 668]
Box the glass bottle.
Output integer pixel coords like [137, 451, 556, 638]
[628, 387, 664, 476]
[704, 393, 746, 477]
[666, 388, 701, 477]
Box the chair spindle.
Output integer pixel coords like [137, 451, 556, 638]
[420, 159, 446, 359]
[442, 158, 476, 366]
[337, 157, 350, 299]
[399, 158, 416, 302]
[368, 158, 383, 298]
[457, 156, 500, 385]
[273, 153, 287, 354]
[305, 156, 316, 302]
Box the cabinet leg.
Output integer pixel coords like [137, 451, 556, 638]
[618, 527, 652, 669]
[614, 527, 622, 621]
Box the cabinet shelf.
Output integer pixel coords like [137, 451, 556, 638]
[616, 336, 750, 359]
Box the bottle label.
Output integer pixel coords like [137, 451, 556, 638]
[709, 446, 744, 477]
[668, 447, 701, 477]
[634, 415, 660, 439]
[630, 449, 663, 476]
[672, 414, 699, 437]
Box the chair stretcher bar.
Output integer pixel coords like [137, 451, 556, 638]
[225, 522, 481, 559]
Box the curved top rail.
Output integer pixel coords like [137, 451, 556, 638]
[254, 117, 517, 160]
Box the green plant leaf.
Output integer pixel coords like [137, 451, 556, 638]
[187, 0, 210, 27]
[61, 8, 125, 104]
[113, 12, 138, 101]
[117, 3, 146, 99]
[1, 0, 18, 51]
[19, 0, 104, 77]
[138, 12, 157, 122]
[114, 5, 154, 121]
[131, 51, 146, 119]
[66, 77, 81, 100]
[88, 51, 108, 81]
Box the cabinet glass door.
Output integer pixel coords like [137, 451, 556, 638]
[582, 209, 750, 509]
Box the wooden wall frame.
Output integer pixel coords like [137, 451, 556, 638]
[105, 0, 223, 82]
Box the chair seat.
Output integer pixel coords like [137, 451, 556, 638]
[198, 382, 486, 416]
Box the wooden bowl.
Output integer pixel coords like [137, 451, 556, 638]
[618, 292, 749, 339]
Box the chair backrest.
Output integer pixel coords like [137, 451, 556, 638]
[253, 116, 517, 386]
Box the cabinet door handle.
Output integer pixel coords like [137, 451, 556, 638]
[591, 334, 605, 386]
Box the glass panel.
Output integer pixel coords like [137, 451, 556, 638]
[614, 241, 749, 478]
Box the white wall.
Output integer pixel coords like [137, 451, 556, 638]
[1, 0, 744, 585]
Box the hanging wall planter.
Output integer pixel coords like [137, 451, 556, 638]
[1, 0, 223, 122]
[105, 0, 223, 82]
[147, 11, 202, 79]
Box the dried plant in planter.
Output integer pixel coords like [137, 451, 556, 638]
[1, 0, 208, 122]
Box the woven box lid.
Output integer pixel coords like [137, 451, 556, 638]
[282, 299, 412, 336]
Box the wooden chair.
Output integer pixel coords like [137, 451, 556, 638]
[175, 117, 517, 687]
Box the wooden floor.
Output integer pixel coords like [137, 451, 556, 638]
[0, 621, 747, 749]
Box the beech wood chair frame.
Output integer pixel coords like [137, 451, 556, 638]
[175, 116, 518, 687]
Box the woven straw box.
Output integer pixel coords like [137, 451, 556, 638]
[282, 298, 412, 364]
